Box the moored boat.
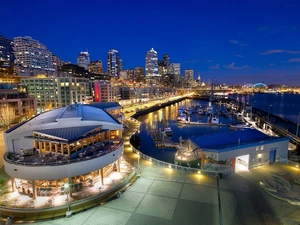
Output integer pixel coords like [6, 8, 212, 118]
[164, 127, 173, 136]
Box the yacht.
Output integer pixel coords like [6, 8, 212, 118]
[230, 122, 251, 129]
[178, 105, 186, 114]
[185, 107, 193, 115]
[197, 108, 204, 115]
[177, 113, 187, 122]
[164, 127, 173, 136]
[211, 115, 219, 124]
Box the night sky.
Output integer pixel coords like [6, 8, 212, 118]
[2, 0, 300, 85]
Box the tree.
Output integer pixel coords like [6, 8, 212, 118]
[0, 105, 16, 128]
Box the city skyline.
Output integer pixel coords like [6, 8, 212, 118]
[2, 0, 300, 85]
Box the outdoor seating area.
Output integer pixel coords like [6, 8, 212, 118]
[4, 140, 123, 166]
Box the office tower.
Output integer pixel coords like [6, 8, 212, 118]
[145, 48, 158, 77]
[52, 55, 64, 72]
[88, 60, 104, 74]
[0, 35, 15, 66]
[77, 51, 90, 70]
[163, 54, 170, 67]
[171, 63, 181, 75]
[135, 67, 145, 82]
[119, 59, 123, 71]
[21, 76, 91, 112]
[107, 49, 120, 78]
[126, 69, 135, 82]
[13, 36, 54, 71]
[94, 80, 120, 102]
[185, 69, 194, 87]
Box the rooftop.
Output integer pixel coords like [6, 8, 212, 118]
[190, 128, 290, 152]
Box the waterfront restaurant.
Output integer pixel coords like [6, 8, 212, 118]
[189, 129, 290, 172]
[3, 103, 124, 200]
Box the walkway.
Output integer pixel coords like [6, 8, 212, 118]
[1, 118, 300, 224]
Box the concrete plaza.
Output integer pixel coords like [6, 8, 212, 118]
[1, 118, 300, 225]
[6, 163, 297, 225]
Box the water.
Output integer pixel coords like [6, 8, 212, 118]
[137, 93, 300, 163]
[138, 99, 232, 163]
[231, 93, 300, 123]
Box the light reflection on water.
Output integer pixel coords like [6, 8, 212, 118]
[231, 93, 300, 123]
[138, 99, 233, 163]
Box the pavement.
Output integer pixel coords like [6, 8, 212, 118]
[1, 118, 300, 225]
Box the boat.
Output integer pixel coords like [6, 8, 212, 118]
[177, 113, 187, 122]
[230, 122, 251, 129]
[235, 113, 244, 121]
[164, 127, 173, 136]
[197, 108, 204, 115]
[211, 115, 219, 124]
[178, 105, 186, 114]
[205, 105, 214, 115]
[222, 110, 229, 117]
[185, 107, 193, 115]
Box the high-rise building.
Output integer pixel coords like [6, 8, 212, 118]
[0, 35, 15, 66]
[171, 63, 181, 75]
[107, 49, 120, 78]
[21, 76, 91, 112]
[163, 54, 170, 67]
[119, 59, 123, 71]
[52, 55, 64, 72]
[88, 60, 104, 74]
[77, 51, 90, 70]
[145, 48, 158, 77]
[185, 69, 194, 87]
[13, 36, 54, 71]
[94, 80, 120, 102]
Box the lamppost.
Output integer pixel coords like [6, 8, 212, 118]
[268, 105, 272, 122]
[64, 183, 72, 218]
[296, 112, 300, 137]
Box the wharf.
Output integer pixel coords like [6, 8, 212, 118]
[178, 120, 229, 127]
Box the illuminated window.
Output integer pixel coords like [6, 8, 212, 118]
[260, 146, 264, 150]
[256, 147, 259, 151]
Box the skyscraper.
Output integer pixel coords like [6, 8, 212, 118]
[163, 54, 170, 67]
[13, 36, 53, 71]
[185, 69, 194, 87]
[88, 60, 104, 74]
[107, 49, 120, 78]
[77, 51, 90, 70]
[145, 48, 158, 77]
[171, 63, 181, 75]
[0, 35, 15, 66]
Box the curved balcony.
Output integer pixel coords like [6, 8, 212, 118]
[4, 140, 124, 181]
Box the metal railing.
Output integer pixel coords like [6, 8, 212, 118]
[128, 130, 233, 177]
[3, 140, 124, 167]
[278, 156, 300, 171]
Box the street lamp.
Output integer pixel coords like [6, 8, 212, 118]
[137, 153, 140, 171]
[268, 105, 272, 122]
[64, 183, 72, 218]
[296, 112, 300, 137]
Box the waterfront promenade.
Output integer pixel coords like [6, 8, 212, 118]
[1, 103, 300, 224]
[0, 118, 296, 225]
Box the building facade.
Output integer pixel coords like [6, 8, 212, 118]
[77, 52, 90, 70]
[88, 60, 104, 74]
[184, 69, 194, 87]
[13, 36, 54, 75]
[3, 103, 124, 201]
[107, 50, 120, 78]
[21, 76, 92, 112]
[94, 80, 120, 102]
[145, 48, 158, 78]
[0, 35, 15, 66]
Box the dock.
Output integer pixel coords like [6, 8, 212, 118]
[178, 120, 230, 127]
